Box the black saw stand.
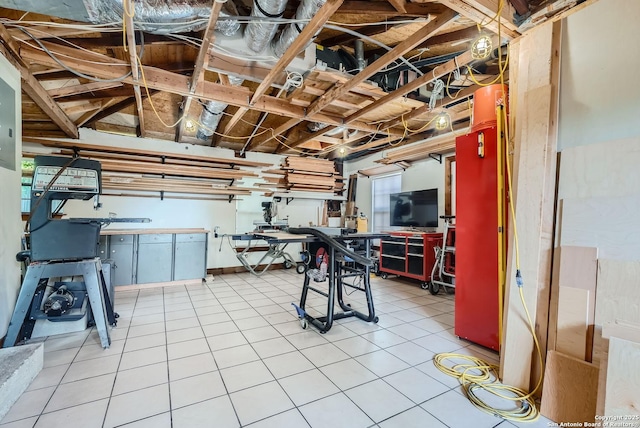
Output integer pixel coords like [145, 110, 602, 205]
[235, 228, 388, 333]
[4, 155, 149, 349]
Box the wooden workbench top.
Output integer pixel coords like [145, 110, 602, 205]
[100, 228, 209, 235]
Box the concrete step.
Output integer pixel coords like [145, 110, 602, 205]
[0, 344, 44, 421]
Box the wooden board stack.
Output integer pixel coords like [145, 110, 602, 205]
[283, 157, 343, 194]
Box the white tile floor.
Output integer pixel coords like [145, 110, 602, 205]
[0, 270, 553, 428]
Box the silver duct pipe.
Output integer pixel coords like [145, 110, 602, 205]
[273, 0, 325, 57]
[83, 0, 240, 35]
[354, 39, 366, 72]
[244, 0, 288, 53]
[196, 75, 244, 140]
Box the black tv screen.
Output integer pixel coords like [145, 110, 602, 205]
[390, 189, 438, 228]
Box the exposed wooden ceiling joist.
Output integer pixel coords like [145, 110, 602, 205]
[437, 0, 520, 39]
[0, 24, 78, 139]
[48, 81, 124, 99]
[366, 26, 479, 56]
[387, 0, 408, 13]
[346, 37, 498, 123]
[176, 0, 224, 143]
[18, 41, 393, 136]
[246, 10, 458, 152]
[337, 1, 448, 16]
[250, 0, 345, 104]
[319, 17, 409, 47]
[307, 9, 458, 117]
[123, 0, 145, 137]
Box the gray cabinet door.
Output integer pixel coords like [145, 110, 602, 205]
[109, 235, 134, 286]
[137, 234, 173, 284]
[174, 234, 207, 281]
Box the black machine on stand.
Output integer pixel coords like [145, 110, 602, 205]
[4, 155, 149, 349]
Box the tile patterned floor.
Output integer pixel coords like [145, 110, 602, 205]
[1, 271, 552, 428]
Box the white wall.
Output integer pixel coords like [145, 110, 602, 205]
[557, 0, 640, 261]
[558, 0, 640, 150]
[0, 55, 22, 339]
[344, 150, 450, 233]
[30, 129, 323, 269]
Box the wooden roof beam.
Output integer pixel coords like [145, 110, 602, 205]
[18, 40, 391, 136]
[48, 81, 124, 99]
[366, 26, 479, 56]
[307, 9, 458, 118]
[250, 0, 345, 104]
[338, 1, 448, 15]
[123, 0, 146, 137]
[320, 18, 409, 47]
[387, 0, 407, 13]
[75, 97, 125, 127]
[345, 37, 499, 124]
[0, 24, 78, 139]
[437, 0, 520, 39]
[255, 10, 458, 151]
[176, 0, 224, 142]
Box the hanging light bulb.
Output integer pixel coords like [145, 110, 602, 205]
[338, 147, 347, 156]
[184, 119, 196, 132]
[471, 34, 493, 60]
[435, 113, 449, 131]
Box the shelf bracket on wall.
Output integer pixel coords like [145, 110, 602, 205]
[160, 190, 164, 201]
[286, 197, 294, 205]
[228, 195, 235, 203]
[429, 153, 443, 164]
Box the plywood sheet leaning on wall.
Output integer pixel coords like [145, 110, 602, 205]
[540, 350, 599, 423]
[547, 246, 598, 361]
[500, 18, 562, 391]
[555, 287, 590, 360]
[604, 337, 640, 417]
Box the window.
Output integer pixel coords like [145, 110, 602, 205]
[371, 173, 401, 233]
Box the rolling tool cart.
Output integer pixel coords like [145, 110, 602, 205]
[428, 215, 456, 295]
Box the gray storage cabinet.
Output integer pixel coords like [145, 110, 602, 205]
[100, 231, 207, 286]
[174, 233, 207, 281]
[109, 234, 135, 286]
[137, 234, 173, 284]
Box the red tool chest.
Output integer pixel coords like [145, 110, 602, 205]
[379, 232, 442, 288]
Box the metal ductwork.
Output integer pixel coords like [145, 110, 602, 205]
[273, 0, 325, 57]
[244, 0, 288, 53]
[196, 75, 244, 140]
[354, 39, 366, 72]
[0, 0, 241, 36]
[84, 0, 241, 35]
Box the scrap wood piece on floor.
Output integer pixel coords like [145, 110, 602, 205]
[540, 350, 599, 423]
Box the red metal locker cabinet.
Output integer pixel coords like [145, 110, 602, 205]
[455, 127, 504, 351]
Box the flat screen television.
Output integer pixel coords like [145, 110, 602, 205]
[390, 188, 438, 228]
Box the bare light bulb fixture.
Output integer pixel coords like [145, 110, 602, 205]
[184, 119, 196, 132]
[435, 113, 449, 131]
[471, 34, 493, 60]
[338, 147, 347, 156]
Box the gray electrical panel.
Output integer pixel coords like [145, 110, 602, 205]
[0, 77, 16, 171]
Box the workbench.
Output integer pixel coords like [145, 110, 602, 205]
[232, 229, 387, 333]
